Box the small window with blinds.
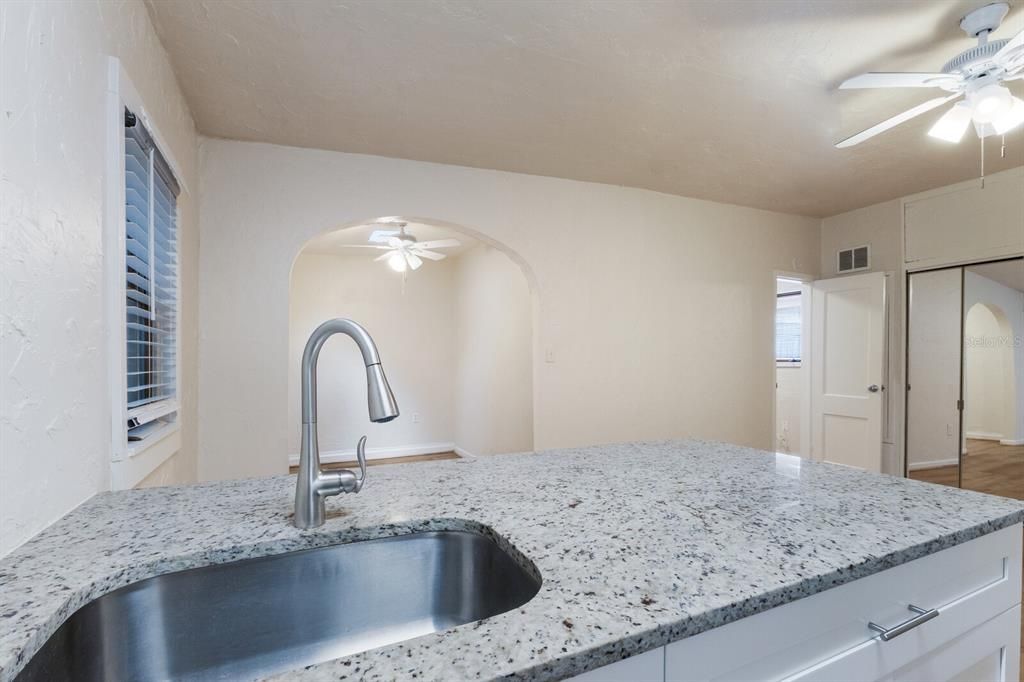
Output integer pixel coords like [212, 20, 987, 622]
[124, 108, 180, 444]
[775, 291, 802, 364]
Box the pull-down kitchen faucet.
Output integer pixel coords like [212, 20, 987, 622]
[294, 319, 399, 529]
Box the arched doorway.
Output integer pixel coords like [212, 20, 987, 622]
[287, 217, 535, 470]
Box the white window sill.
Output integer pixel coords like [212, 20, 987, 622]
[112, 423, 180, 490]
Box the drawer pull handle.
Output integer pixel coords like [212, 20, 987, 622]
[868, 604, 939, 641]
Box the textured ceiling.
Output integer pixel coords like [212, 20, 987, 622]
[148, 0, 1024, 217]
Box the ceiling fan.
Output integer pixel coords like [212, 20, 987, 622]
[835, 2, 1024, 148]
[340, 222, 461, 272]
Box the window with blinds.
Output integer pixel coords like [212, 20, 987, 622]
[124, 108, 180, 443]
[775, 292, 802, 363]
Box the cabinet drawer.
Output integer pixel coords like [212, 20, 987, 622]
[791, 604, 1021, 682]
[666, 524, 1022, 681]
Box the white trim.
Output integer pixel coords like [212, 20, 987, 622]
[999, 438, 1024, 446]
[454, 446, 477, 460]
[966, 431, 1005, 441]
[106, 59, 190, 196]
[106, 57, 181, 489]
[908, 457, 959, 471]
[111, 427, 181, 489]
[287, 442, 455, 467]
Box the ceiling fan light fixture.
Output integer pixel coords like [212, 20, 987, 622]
[992, 95, 1024, 134]
[928, 102, 974, 142]
[387, 251, 408, 272]
[969, 83, 1013, 123]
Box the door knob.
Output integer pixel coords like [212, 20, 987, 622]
[868, 384, 881, 393]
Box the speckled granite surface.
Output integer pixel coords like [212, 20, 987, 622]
[1, 440, 1022, 681]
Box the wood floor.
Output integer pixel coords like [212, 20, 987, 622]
[909, 439, 1023, 680]
[288, 450, 458, 474]
[909, 439, 1024, 501]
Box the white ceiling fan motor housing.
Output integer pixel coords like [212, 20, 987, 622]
[960, 3, 1009, 38]
[943, 39, 1013, 76]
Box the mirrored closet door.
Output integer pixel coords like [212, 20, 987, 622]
[906, 257, 1023, 500]
[907, 268, 963, 487]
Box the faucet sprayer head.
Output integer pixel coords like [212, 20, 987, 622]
[366, 363, 399, 423]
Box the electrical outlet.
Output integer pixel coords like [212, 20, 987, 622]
[946, 424, 953, 437]
[544, 347, 555, 363]
[412, 413, 421, 424]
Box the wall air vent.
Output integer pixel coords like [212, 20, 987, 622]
[837, 245, 870, 273]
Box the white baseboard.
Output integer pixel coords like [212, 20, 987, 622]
[999, 438, 1024, 446]
[288, 441, 455, 467]
[966, 431, 1004, 442]
[908, 458, 959, 471]
[453, 446, 477, 460]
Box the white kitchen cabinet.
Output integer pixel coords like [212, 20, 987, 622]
[568, 524, 1022, 682]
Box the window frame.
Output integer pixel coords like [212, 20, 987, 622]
[105, 58, 187, 489]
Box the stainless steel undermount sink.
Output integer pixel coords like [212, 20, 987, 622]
[18, 530, 540, 681]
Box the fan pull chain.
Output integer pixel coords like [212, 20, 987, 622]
[980, 136, 985, 188]
[1001, 135, 1006, 159]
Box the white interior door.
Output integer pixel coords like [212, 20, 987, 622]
[811, 272, 886, 471]
[906, 268, 963, 474]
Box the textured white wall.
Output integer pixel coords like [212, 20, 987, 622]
[197, 138, 821, 481]
[0, 0, 199, 556]
[453, 246, 533, 457]
[287, 253, 457, 458]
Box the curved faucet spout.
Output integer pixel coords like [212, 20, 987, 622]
[294, 319, 399, 529]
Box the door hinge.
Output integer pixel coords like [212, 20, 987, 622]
[956, 399, 964, 411]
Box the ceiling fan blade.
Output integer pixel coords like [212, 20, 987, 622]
[337, 244, 391, 250]
[835, 94, 960, 148]
[374, 251, 394, 261]
[406, 253, 423, 270]
[411, 249, 446, 261]
[839, 72, 956, 89]
[386, 237, 405, 249]
[994, 29, 1024, 65]
[413, 239, 461, 250]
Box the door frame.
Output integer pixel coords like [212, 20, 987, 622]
[902, 255, 1024, 482]
[772, 270, 814, 458]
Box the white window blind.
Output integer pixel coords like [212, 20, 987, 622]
[124, 109, 180, 442]
[775, 292, 801, 363]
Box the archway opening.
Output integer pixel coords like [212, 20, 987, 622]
[287, 217, 534, 470]
[963, 300, 1017, 471]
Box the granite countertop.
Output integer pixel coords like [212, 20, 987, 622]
[1, 440, 1022, 681]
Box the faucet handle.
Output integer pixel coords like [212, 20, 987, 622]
[353, 435, 368, 492]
